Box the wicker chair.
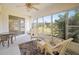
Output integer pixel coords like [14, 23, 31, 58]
[44, 38, 73, 55]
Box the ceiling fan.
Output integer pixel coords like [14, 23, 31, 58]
[25, 3, 39, 11]
[17, 3, 39, 11]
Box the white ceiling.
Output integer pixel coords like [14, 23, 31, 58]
[1, 3, 79, 19]
[1, 3, 53, 14]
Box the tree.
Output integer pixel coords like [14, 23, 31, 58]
[69, 12, 79, 43]
[54, 14, 66, 39]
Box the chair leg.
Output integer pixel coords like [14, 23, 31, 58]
[8, 40, 9, 47]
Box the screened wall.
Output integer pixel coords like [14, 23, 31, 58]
[31, 8, 79, 43]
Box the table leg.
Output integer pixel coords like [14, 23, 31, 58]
[11, 35, 13, 44]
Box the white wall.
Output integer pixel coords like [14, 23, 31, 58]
[0, 13, 3, 33]
[0, 5, 31, 33]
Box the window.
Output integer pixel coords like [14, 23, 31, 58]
[38, 17, 44, 34]
[31, 19, 38, 34]
[9, 15, 25, 35]
[68, 10, 79, 43]
[44, 16, 51, 34]
[53, 12, 66, 38]
[68, 10, 79, 26]
[32, 19, 37, 28]
[20, 20, 25, 32]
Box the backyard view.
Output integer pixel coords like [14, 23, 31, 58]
[68, 10, 79, 43]
[31, 9, 79, 43]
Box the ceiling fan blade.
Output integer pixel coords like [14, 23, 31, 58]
[31, 6, 39, 11]
[31, 3, 40, 5]
[16, 5, 24, 7]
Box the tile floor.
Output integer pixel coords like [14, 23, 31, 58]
[0, 34, 31, 55]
